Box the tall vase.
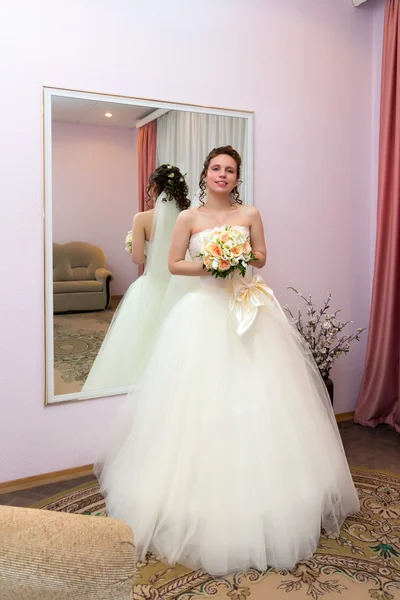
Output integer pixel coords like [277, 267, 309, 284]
[324, 377, 334, 405]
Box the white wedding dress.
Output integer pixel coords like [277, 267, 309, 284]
[97, 225, 360, 575]
[83, 195, 197, 392]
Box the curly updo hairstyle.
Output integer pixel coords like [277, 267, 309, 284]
[146, 164, 190, 210]
[198, 145, 242, 205]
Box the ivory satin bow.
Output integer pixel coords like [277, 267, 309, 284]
[229, 274, 284, 335]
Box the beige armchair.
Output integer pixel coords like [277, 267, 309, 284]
[0, 504, 136, 600]
[53, 242, 113, 313]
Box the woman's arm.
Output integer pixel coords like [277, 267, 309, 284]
[248, 207, 267, 268]
[168, 211, 209, 276]
[131, 213, 147, 265]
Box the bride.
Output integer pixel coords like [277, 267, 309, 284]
[97, 146, 360, 575]
[83, 164, 195, 392]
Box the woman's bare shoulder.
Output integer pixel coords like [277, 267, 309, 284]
[133, 209, 154, 225]
[240, 204, 259, 217]
[176, 206, 198, 225]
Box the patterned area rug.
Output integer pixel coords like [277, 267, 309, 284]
[53, 309, 114, 395]
[33, 469, 400, 599]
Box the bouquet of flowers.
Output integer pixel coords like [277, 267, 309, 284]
[125, 230, 132, 253]
[285, 287, 365, 381]
[199, 226, 256, 278]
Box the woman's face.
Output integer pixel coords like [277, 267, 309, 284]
[206, 154, 238, 196]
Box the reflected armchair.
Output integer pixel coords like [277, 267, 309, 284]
[53, 242, 113, 313]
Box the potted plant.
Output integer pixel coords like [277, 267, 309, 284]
[284, 288, 365, 404]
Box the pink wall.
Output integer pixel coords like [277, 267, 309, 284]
[52, 121, 138, 295]
[370, 0, 386, 280]
[0, 0, 380, 482]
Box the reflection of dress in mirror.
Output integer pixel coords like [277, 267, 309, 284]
[83, 165, 196, 392]
[97, 146, 360, 576]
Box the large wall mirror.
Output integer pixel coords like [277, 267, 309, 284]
[43, 87, 254, 405]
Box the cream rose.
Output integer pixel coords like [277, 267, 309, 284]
[221, 232, 232, 244]
[204, 256, 213, 270]
[243, 241, 251, 254]
[219, 260, 231, 271]
[208, 243, 223, 258]
[231, 245, 244, 257]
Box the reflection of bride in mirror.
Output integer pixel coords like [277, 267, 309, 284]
[83, 164, 192, 392]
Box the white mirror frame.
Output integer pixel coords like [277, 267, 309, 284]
[43, 86, 254, 405]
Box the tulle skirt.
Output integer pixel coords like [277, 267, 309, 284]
[83, 274, 166, 391]
[83, 272, 198, 391]
[97, 276, 360, 575]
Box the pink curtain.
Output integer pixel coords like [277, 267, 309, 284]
[137, 121, 157, 276]
[354, 0, 400, 432]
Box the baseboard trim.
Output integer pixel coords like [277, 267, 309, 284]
[0, 464, 94, 495]
[1, 412, 354, 494]
[336, 411, 354, 423]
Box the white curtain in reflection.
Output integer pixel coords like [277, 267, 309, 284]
[156, 112, 247, 203]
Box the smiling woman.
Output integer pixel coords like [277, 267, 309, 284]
[97, 144, 360, 577]
[199, 145, 242, 204]
[42, 87, 254, 405]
